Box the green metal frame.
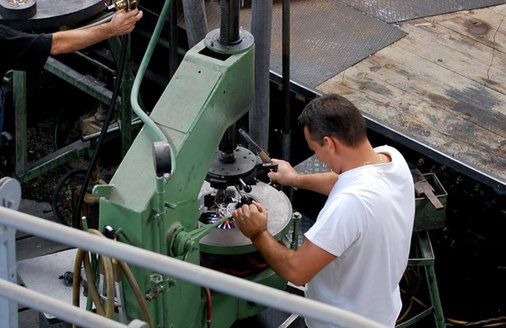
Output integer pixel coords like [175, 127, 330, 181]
[396, 231, 445, 328]
[96, 38, 289, 327]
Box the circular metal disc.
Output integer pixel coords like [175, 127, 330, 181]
[0, 0, 37, 20]
[0, 177, 22, 211]
[0, 0, 105, 30]
[199, 181, 292, 255]
[204, 28, 255, 55]
[207, 147, 257, 177]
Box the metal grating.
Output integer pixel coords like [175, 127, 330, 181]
[206, 0, 406, 90]
[337, 0, 506, 23]
[294, 155, 331, 175]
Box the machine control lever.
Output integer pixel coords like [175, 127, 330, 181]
[238, 178, 252, 193]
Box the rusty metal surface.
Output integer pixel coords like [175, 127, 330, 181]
[206, 0, 406, 90]
[0, 0, 106, 30]
[338, 0, 506, 23]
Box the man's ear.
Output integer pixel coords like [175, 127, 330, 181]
[322, 136, 337, 153]
[323, 136, 343, 155]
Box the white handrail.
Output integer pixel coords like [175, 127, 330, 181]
[0, 207, 387, 328]
[0, 280, 146, 328]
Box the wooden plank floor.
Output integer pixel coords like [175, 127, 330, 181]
[317, 4, 506, 187]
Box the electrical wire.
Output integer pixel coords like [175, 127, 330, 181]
[52, 169, 86, 224]
[73, 34, 129, 229]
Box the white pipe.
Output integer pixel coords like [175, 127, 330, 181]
[0, 279, 145, 328]
[0, 207, 387, 328]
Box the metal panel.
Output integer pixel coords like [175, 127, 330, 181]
[337, 0, 506, 23]
[206, 0, 406, 89]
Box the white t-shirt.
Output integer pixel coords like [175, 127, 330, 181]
[304, 145, 415, 328]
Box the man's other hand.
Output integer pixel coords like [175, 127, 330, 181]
[233, 201, 268, 241]
[108, 9, 143, 36]
[267, 159, 300, 187]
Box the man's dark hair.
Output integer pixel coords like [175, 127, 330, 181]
[298, 94, 367, 147]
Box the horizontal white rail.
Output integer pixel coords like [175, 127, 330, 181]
[0, 279, 146, 328]
[0, 207, 387, 328]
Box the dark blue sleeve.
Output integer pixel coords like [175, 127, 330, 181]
[0, 24, 52, 73]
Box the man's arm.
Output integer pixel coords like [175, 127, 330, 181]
[268, 159, 338, 196]
[50, 9, 143, 55]
[234, 202, 336, 285]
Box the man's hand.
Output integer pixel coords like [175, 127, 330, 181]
[233, 201, 268, 241]
[107, 9, 143, 36]
[267, 159, 300, 187]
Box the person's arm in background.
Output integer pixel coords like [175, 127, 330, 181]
[50, 9, 143, 55]
[268, 159, 338, 196]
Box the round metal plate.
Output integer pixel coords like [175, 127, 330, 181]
[0, 177, 22, 211]
[204, 28, 255, 55]
[0, 0, 105, 30]
[0, 0, 37, 20]
[207, 147, 257, 177]
[199, 181, 292, 255]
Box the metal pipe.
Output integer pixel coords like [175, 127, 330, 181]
[249, 0, 272, 149]
[182, 0, 208, 47]
[130, 0, 177, 172]
[130, 0, 174, 143]
[0, 207, 387, 328]
[0, 279, 146, 328]
[281, 0, 291, 163]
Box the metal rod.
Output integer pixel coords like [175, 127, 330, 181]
[0, 207, 387, 328]
[281, 0, 291, 163]
[0, 279, 140, 328]
[219, 0, 240, 45]
[250, 0, 272, 149]
[182, 0, 208, 47]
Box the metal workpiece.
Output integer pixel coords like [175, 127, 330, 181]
[199, 181, 292, 254]
[0, 207, 388, 328]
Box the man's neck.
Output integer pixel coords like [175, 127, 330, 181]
[340, 142, 384, 173]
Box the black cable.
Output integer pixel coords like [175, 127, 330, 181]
[52, 169, 86, 224]
[73, 35, 129, 229]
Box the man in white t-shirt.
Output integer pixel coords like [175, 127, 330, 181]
[233, 94, 415, 327]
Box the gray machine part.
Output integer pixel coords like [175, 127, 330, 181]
[0, 0, 37, 20]
[0, 0, 106, 30]
[199, 181, 292, 254]
[0, 177, 22, 211]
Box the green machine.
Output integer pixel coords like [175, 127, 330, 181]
[90, 2, 294, 328]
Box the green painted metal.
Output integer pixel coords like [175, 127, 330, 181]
[413, 173, 447, 231]
[13, 71, 27, 176]
[44, 57, 116, 106]
[98, 39, 285, 328]
[399, 231, 445, 328]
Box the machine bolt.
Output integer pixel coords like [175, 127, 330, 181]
[103, 225, 116, 239]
